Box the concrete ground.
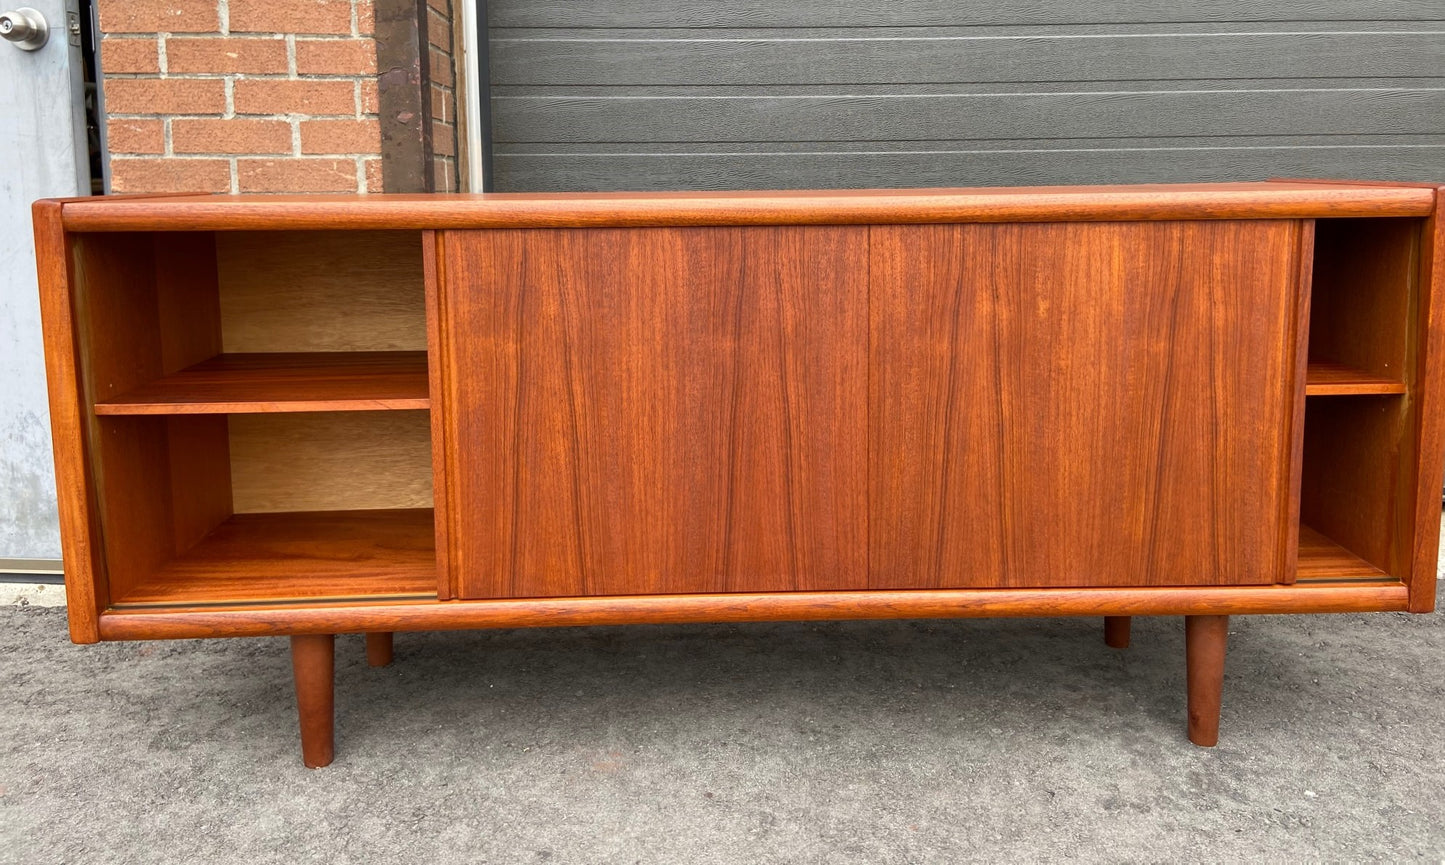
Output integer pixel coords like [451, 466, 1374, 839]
[2, 603, 1444, 864]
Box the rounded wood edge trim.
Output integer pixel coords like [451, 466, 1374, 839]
[1304, 384, 1409, 396]
[95, 584, 1409, 640]
[92, 398, 431, 415]
[56, 186, 1436, 232]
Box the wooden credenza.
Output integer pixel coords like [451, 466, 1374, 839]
[33, 183, 1445, 767]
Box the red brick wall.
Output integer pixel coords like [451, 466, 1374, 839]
[98, 0, 458, 194]
[427, 0, 458, 192]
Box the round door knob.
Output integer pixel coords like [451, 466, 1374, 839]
[0, 7, 48, 51]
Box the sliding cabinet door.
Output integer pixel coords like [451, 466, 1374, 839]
[436, 227, 868, 599]
[870, 220, 1307, 588]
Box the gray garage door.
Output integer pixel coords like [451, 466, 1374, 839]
[487, 1, 1445, 192]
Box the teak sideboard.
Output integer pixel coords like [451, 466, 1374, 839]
[32, 182, 1445, 767]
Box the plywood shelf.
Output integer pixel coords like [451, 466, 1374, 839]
[112, 509, 437, 607]
[94, 352, 430, 415]
[1305, 360, 1406, 396]
[1296, 523, 1389, 582]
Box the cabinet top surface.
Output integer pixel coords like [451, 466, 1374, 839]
[48, 181, 1437, 232]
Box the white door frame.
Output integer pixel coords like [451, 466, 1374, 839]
[457, 0, 487, 192]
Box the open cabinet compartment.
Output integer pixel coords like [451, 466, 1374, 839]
[1305, 218, 1416, 395]
[1297, 217, 1423, 582]
[72, 230, 438, 607]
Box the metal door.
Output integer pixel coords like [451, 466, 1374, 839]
[482, 2, 1445, 191]
[0, 0, 89, 573]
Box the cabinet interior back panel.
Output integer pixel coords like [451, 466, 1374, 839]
[229, 411, 434, 513]
[216, 231, 427, 353]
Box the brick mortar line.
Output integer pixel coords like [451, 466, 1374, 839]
[107, 35, 366, 41]
[114, 153, 384, 160]
[104, 73, 378, 80]
[107, 31, 363, 38]
[108, 113, 380, 120]
[231, 30, 364, 37]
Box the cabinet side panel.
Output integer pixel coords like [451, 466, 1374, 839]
[156, 235, 231, 553]
[155, 233, 223, 374]
[870, 221, 1297, 587]
[1408, 193, 1445, 612]
[72, 236, 171, 606]
[445, 226, 869, 598]
[32, 203, 103, 642]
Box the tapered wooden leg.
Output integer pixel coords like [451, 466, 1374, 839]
[1103, 616, 1131, 649]
[365, 632, 393, 667]
[291, 634, 335, 768]
[1185, 615, 1228, 747]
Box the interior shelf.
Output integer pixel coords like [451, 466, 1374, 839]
[94, 352, 430, 415]
[1304, 360, 1406, 397]
[112, 508, 437, 607]
[1296, 524, 1389, 582]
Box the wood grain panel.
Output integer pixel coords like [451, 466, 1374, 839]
[441, 226, 868, 598]
[870, 220, 1302, 588]
[216, 230, 426, 352]
[229, 411, 433, 513]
